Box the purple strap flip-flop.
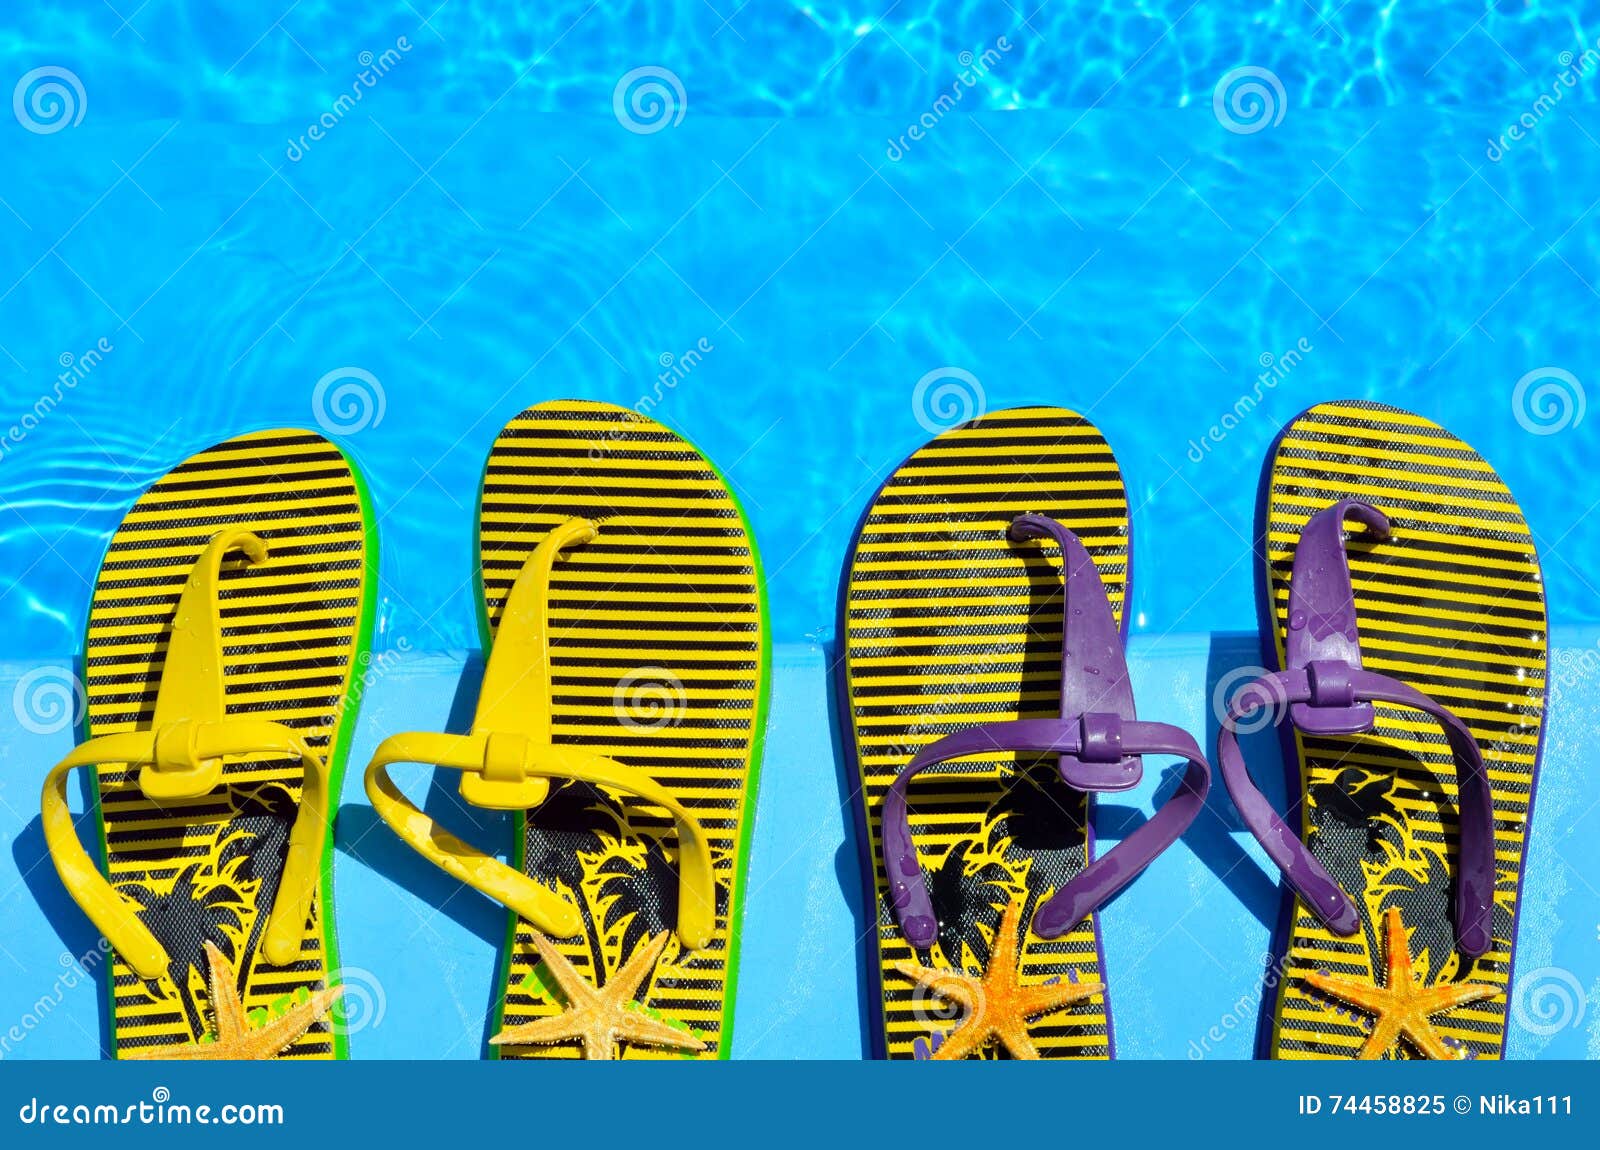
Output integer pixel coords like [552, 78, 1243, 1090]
[881, 514, 1212, 949]
[840, 407, 1213, 1060]
[1228, 401, 1547, 1061]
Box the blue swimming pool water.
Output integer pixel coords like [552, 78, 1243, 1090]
[1, 2, 1598, 654]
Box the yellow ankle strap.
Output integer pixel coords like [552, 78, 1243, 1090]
[363, 517, 718, 950]
[40, 531, 332, 981]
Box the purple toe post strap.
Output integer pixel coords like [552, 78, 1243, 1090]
[879, 513, 1213, 950]
[1217, 499, 1496, 958]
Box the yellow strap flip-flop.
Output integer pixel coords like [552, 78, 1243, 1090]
[41, 429, 376, 1059]
[365, 399, 769, 1059]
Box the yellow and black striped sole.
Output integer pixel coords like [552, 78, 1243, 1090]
[481, 400, 769, 1060]
[85, 429, 376, 1059]
[1263, 400, 1545, 1060]
[840, 405, 1126, 1060]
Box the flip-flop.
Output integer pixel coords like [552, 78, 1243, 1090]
[364, 399, 769, 1059]
[1219, 400, 1546, 1060]
[41, 429, 376, 1059]
[838, 405, 1212, 1060]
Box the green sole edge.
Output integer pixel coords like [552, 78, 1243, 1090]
[706, 441, 772, 1060]
[320, 439, 381, 1060]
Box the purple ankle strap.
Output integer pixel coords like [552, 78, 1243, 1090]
[1217, 500, 1496, 958]
[881, 513, 1213, 948]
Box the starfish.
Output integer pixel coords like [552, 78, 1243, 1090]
[1302, 906, 1501, 1060]
[490, 930, 707, 1060]
[890, 894, 1105, 1060]
[123, 942, 343, 1061]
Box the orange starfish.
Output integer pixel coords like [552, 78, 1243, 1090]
[890, 894, 1105, 1060]
[1302, 906, 1500, 1060]
[123, 942, 343, 1061]
[490, 930, 707, 1060]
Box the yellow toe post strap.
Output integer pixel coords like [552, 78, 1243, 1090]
[363, 517, 719, 951]
[365, 735, 717, 948]
[40, 531, 333, 981]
